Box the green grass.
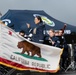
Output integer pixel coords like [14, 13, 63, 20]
[14, 52, 47, 62]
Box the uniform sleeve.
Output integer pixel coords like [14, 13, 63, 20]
[54, 37, 60, 47]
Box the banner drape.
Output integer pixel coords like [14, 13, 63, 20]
[0, 24, 62, 73]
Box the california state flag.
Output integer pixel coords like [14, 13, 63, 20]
[0, 24, 62, 73]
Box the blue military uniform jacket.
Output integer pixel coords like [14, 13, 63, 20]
[31, 22, 45, 43]
[58, 36, 68, 57]
[45, 36, 60, 47]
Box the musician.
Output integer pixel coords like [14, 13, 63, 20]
[45, 29, 60, 47]
[58, 29, 69, 69]
[19, 30, 26, 37]
[55, 31, 59, 37]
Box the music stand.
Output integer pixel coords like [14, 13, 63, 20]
[64, 34, 76, 72]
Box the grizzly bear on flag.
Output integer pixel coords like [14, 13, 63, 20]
[17, 40, 41, 58]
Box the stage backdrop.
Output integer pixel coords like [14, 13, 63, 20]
[0, 24, 62, 73]
[1, 10, 76, 34]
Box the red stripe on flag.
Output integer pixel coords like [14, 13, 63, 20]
[0, 57, 57, 73]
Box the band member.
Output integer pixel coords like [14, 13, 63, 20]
[19, 30, 25, 37]
[44, 29, 60, 47]
[27, 16, 45, 43]
[58, 29, 69, 69]
[55, 31, 59, 37]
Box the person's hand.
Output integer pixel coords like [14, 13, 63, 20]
[51, 41, 55, 45]
[49, 38, 52, 41]
[64, 23, 67, 26]
[26, 23, 30, 28]
[49, 38, 55, 45]
[28, 33, 33, 37]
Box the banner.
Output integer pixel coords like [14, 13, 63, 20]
[0, 24, 62, 73]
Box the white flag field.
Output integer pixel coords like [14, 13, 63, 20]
[0, 24, 63, 73]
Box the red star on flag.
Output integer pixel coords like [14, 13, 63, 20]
[8, 31, 12, 35]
